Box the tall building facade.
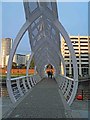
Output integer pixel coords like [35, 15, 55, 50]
[1, 38, 13, 68]
[61, 36, 90, 77]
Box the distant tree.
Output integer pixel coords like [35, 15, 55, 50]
[29, 59, 35, 68]
[12, 62, 17, 68]
[20, 64, 26, 69]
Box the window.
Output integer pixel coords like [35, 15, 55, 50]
[65, 56, 69, 58]
[65, 52, 69, 54]
[81, 56, 88, 58]
[66, 64, 69, 67]
[81, 60, 89, 62]
[77, 64, 79, 67]
[80, 41, 88, 43]
[66, 68, 69, 71]
[80, 49, 88, 51]
[72, 41, 78, 43]
[65, 60, 69, 62]
[81, 64, 89, 67]
[82, 68, 89, 76]
[65, 49, 69, 50]
[74, 49, 79, 50]
[81, 52, 88, 54]
[80, 38, 88, 40]
[71, 38, 78, 39]
[76, 56, 79, 58]
[71, 64, 73, 67]
[73, 45, 78, 47]
[80, 45, 88, 47]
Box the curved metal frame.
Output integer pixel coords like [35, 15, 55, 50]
[40, 7, 78, 81]
[28, 34, 66, 75]
[26, 36, 66, 76]
[6, 3, 78, 105]
[6, 10, 42, 102]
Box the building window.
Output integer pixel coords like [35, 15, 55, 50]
[72, 41, 78, 43]
[80, 41, 88, 43]
[81, 56, 88, 58]
[76, 56, 79, 58]
[80, 49, 88, 51]
[81, 60, 89, 62]
[81, 52, 88, 54]
[81, 64, 89, 67]
[71, 64, 73, 67]
[65, 60, 69, 62]
[74, 49, 79, 50]
[65, 56, 69, 58]
[66, 68, 69, 76]
[77, 64, 79, 67]
[80, 45, 88, 47]
[70, 38, 78, 39]
[65, 49, 69, 50]
[80, 38, 88, 40]
[73, 45, 78, 47]
[82, 68, 89, 76]
[66, 64, 69, 67]
[65, 52, 69, 54]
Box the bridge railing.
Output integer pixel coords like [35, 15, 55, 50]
[9, 74, 41, 102]
[55, 74, 78, 106]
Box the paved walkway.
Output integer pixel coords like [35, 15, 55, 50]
[5, 78, 69, 118]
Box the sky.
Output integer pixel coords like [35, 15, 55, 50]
[1, 2, 88, 55]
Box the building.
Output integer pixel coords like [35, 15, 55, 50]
[1, 38, 13, 68]
[61, 36, 90, 77]
[6, 54, 26, 67]
[1, 38, 31, 68]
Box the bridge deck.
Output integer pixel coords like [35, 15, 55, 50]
[6, 78, 68, 118]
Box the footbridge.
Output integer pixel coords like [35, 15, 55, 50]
[5, 1, 78, 118]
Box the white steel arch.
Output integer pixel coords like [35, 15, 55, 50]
[6, 1, 78, 105]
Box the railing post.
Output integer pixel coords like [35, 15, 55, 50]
[27, 76, 32, 89]
[22, 77, 28, 92]
[16, 79, 24, 96]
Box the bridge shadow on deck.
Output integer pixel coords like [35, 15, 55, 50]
[5, 78, 69, 118]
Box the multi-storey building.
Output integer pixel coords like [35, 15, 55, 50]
[1, 38, 13, 68]
[61, 36, 90, 77]
[6, 54, 26, 67]
[1, 38, 30, 68]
